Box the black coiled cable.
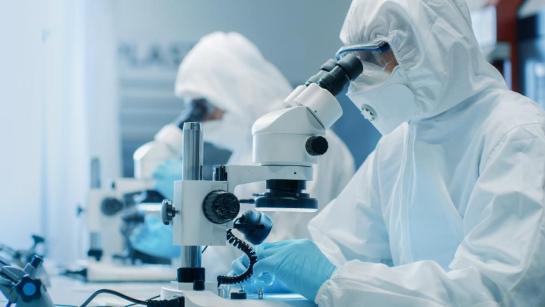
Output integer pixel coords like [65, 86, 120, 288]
[216, 229, 257, 286]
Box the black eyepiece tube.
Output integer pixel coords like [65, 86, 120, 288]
[320, 58, 338, 72]
[305, 59, 338, 86]
[337, 54, 364, 81]
[307, 54, 363, 96]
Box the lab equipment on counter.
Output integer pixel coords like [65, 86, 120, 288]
[0, 255, 53, 307]
[158, 53, 363, 305]
[0, 235, 50, 288]
[0, 235, 46, 271]
[78, 105, 202, 282]
[85, 127, 178, 266]
[79, 169, 174, 282]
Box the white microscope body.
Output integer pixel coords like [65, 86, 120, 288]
[161, 55, 363, 306]
[170, 81, 342, 248]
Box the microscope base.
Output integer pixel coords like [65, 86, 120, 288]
[161, 284, 315, 307]
[83, 262, 176, 282]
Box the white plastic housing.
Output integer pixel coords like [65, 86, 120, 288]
[172, 180, 229, 246]
[133, 124, 183, 179]
[295, 83, 343, 128]
[252, 83, 342, 166]
[86, 178, 153, 261]
[252, 106, 323, 166]
[284, 85, 306, 106]
[112, 177, 153, 193]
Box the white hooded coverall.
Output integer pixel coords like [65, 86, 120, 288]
[175, 32, 355, 278]
[309, 0, 545, 306]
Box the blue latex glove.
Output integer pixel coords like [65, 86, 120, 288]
[129, 215, 180, 258]
[252, 240, 335, 301]
[230, 248, 289, 294]
[153, 159, 182, 200]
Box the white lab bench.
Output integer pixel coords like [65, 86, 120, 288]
[48, 276, 170, 306]
[43, 276, 316, 306]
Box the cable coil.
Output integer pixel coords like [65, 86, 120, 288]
[216, 229, 257, 286]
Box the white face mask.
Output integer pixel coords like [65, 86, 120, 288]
[201, 113, 250, 152]
[347, 66, 418, 135]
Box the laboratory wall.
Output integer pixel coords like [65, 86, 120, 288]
[0, 1, 48, 250]
[112, 0, 380, 175]
[0, 0, 118, 264]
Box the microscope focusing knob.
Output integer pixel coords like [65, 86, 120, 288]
[203, 191, 240, 224]
[15, 276, 42, 302]
[87, 249, 103, 261]
[161, 199, 177, 225]
[305, 136, 329, 156]
[100, 197, 124, 216]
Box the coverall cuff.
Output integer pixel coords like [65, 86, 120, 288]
[314, 265, 346, 305]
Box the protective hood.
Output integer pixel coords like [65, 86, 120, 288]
[341, 0, 507, 120]
[175, 32, 293, 153]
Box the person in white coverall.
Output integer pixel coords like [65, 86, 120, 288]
[131, 32, 355, 279]
[234, 0, 545, 306]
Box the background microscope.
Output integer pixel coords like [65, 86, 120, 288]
[77, 101, 219, 282]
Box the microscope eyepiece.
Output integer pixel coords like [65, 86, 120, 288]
[307, 54, 363, 96]
[337, 53, 364, 81]
[305, 58, 338, 86]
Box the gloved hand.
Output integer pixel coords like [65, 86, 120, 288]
[153, 159, 183, 200]
[252, 240, 335, 301]
[230, 248, 289, 294]
[129, 215, 180, 258]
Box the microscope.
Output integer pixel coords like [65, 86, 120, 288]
[79, 98, 230, 282]
[79, 113, 187, 282]
[0, 256, 54, 307]
[160, 54, 363, 306]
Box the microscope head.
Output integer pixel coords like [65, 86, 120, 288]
[254, 179, 317, 212]
[250, 54, 362, 211]
[252, 54, 362, 166]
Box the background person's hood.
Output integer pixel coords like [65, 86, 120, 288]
[175, 32, 293, 138]
[340, 0, 507, 120]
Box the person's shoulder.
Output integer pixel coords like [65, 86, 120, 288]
[475, 89, 545, 161]
[483, 89, 545, 140]
[490, 89, 544, 123]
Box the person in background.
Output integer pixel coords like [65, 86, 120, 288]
[130, 32, 355, 279]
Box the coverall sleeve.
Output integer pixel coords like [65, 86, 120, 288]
[308, 150, 393, 267]
[315, 124, 545, 307]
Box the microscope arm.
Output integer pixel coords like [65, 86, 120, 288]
[133, 124, 183, 179]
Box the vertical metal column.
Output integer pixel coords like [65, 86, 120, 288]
[181, 122, 203, 268]
[89, 158, 101, 255]
[90, 158, 101, 189]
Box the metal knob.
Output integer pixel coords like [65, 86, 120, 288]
[100, 197, 124, 216]
[15, 276, 42, 302]
[305, 136, 329, 156]
[202, 191, 240, 224]
[161, 199, 177, 225]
